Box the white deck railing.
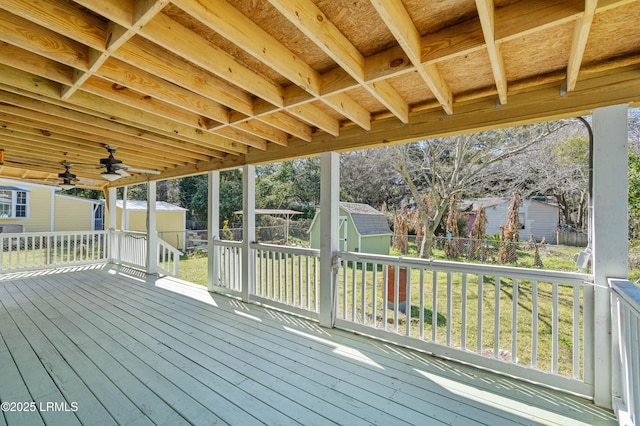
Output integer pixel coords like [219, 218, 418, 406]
[611, 278, 640, 426]
[158, 237, 182, 277]
[211, 239, 243, 294]
[110, 230, 147, 270]
[251, 243, 320, 318]
[0, 230, 108, 272]
[335, 251, 594, 397]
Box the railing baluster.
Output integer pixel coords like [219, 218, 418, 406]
[297, 253, 302, 308]
[392, 265, 399, 333]
[573, 285, 580, 379]
[284, 252, 289, 303]
[419, 269, 425, 340]
[494, 275, 501, 359]
[461, 272, 467, 350]
[382, 264, 388, 329]
[351, 260, 357, 323]
[477, 274, 484, 354]
[406, 267, 412, 336]
[532, 280, 538, 369]
[432, 269, 438, 343]
[304, 256, 315, 311]
[361, 261, 367, 325]
[512, 278, 518, 363]
[446, 272, 452, 346]
[552, 282, 559, 374]
[372, 263, 378, 328]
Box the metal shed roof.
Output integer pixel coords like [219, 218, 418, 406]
[340, 202, 392, 237]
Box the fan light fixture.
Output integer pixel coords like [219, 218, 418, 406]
[101, 166, 122, 181]
[59, 181, 75, 190]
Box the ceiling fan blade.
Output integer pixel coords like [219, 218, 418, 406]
[121, 165, 161, 175]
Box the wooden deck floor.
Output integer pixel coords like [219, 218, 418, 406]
[0, 265, 617, 425]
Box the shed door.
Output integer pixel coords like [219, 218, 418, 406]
[339, 216, 347, 251]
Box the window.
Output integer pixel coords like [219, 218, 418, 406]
[0, 190, 12, 218]
[15, 191, 27, 218]
[0, 188, 29, 219]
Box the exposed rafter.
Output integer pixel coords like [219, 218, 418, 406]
[369, 0, 453, 115]
[0, 0, 636, 188]
[475, 0, 508, 105]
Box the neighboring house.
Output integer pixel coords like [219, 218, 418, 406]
[105, 200, 187, 251]
[309, 202, 392, 254]
[460, 197, 559, 243]
[0, 178, 103, 233]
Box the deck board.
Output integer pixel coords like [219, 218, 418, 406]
[0, 265, 617, 426]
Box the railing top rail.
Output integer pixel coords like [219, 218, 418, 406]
[212, 239, 243, 248]
[158, 238, 183, 256]
[112, 230, 147, 236]
[0, 230, 108, 238]
[338, 251, 593, 285]
[610, 278, 640, 316]
[250, 242, 320, 257]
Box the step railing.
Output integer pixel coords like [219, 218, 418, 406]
[158, 236, 182, 277]
[335, 251, 594, 397]
[610, 278, 640, 426]
[0, 230, 108, 272]
[251, 243, 320, 318]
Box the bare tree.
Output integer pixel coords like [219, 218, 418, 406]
[391, 122, 565, 257]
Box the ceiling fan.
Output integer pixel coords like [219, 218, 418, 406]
[58, 163, 79, 189]
[99, 146, 160, 181]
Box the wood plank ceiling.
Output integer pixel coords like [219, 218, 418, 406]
[0, 0, 639, 189]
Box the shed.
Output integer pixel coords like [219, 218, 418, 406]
[309, 202, 392, 254]
[105, 200, 187, 251]
[461, 197, 560, 243]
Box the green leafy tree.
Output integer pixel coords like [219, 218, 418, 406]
[629, 150, 640, 240]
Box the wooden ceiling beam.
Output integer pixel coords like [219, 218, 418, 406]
[172, 0, 373, 132]
[0, 86, 223, 162]
[269, 0, 403, 125]
[173, 0, 321, 95]
[0, 120, 182, 168]
[475, 0, 508, 105]
[369, 0, 453, 115]
[61, 0, 172, 100]
[0, 1, 278, 151]
[565, 0, 598, 92]
[0, 63, 241, 155]
[246, 66, 640, 164]
[142, 12, 283, 109]
[90, 5, 313, 142]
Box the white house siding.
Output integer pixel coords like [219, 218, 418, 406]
[523, 200, 559, 243]
[465, 198, 559, 243]
[483, 202, 510, 238]
[54, 194, 100, 231]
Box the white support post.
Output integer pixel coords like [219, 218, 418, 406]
[592, 104, 629, 408]
[146, 181, 158, 275]
[122, 186, 128, 231]
[208, 171, 220, 292]
[242, 165, 256, 302]
[107, 187, 117, 262]
[319, 152, 339, 328]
